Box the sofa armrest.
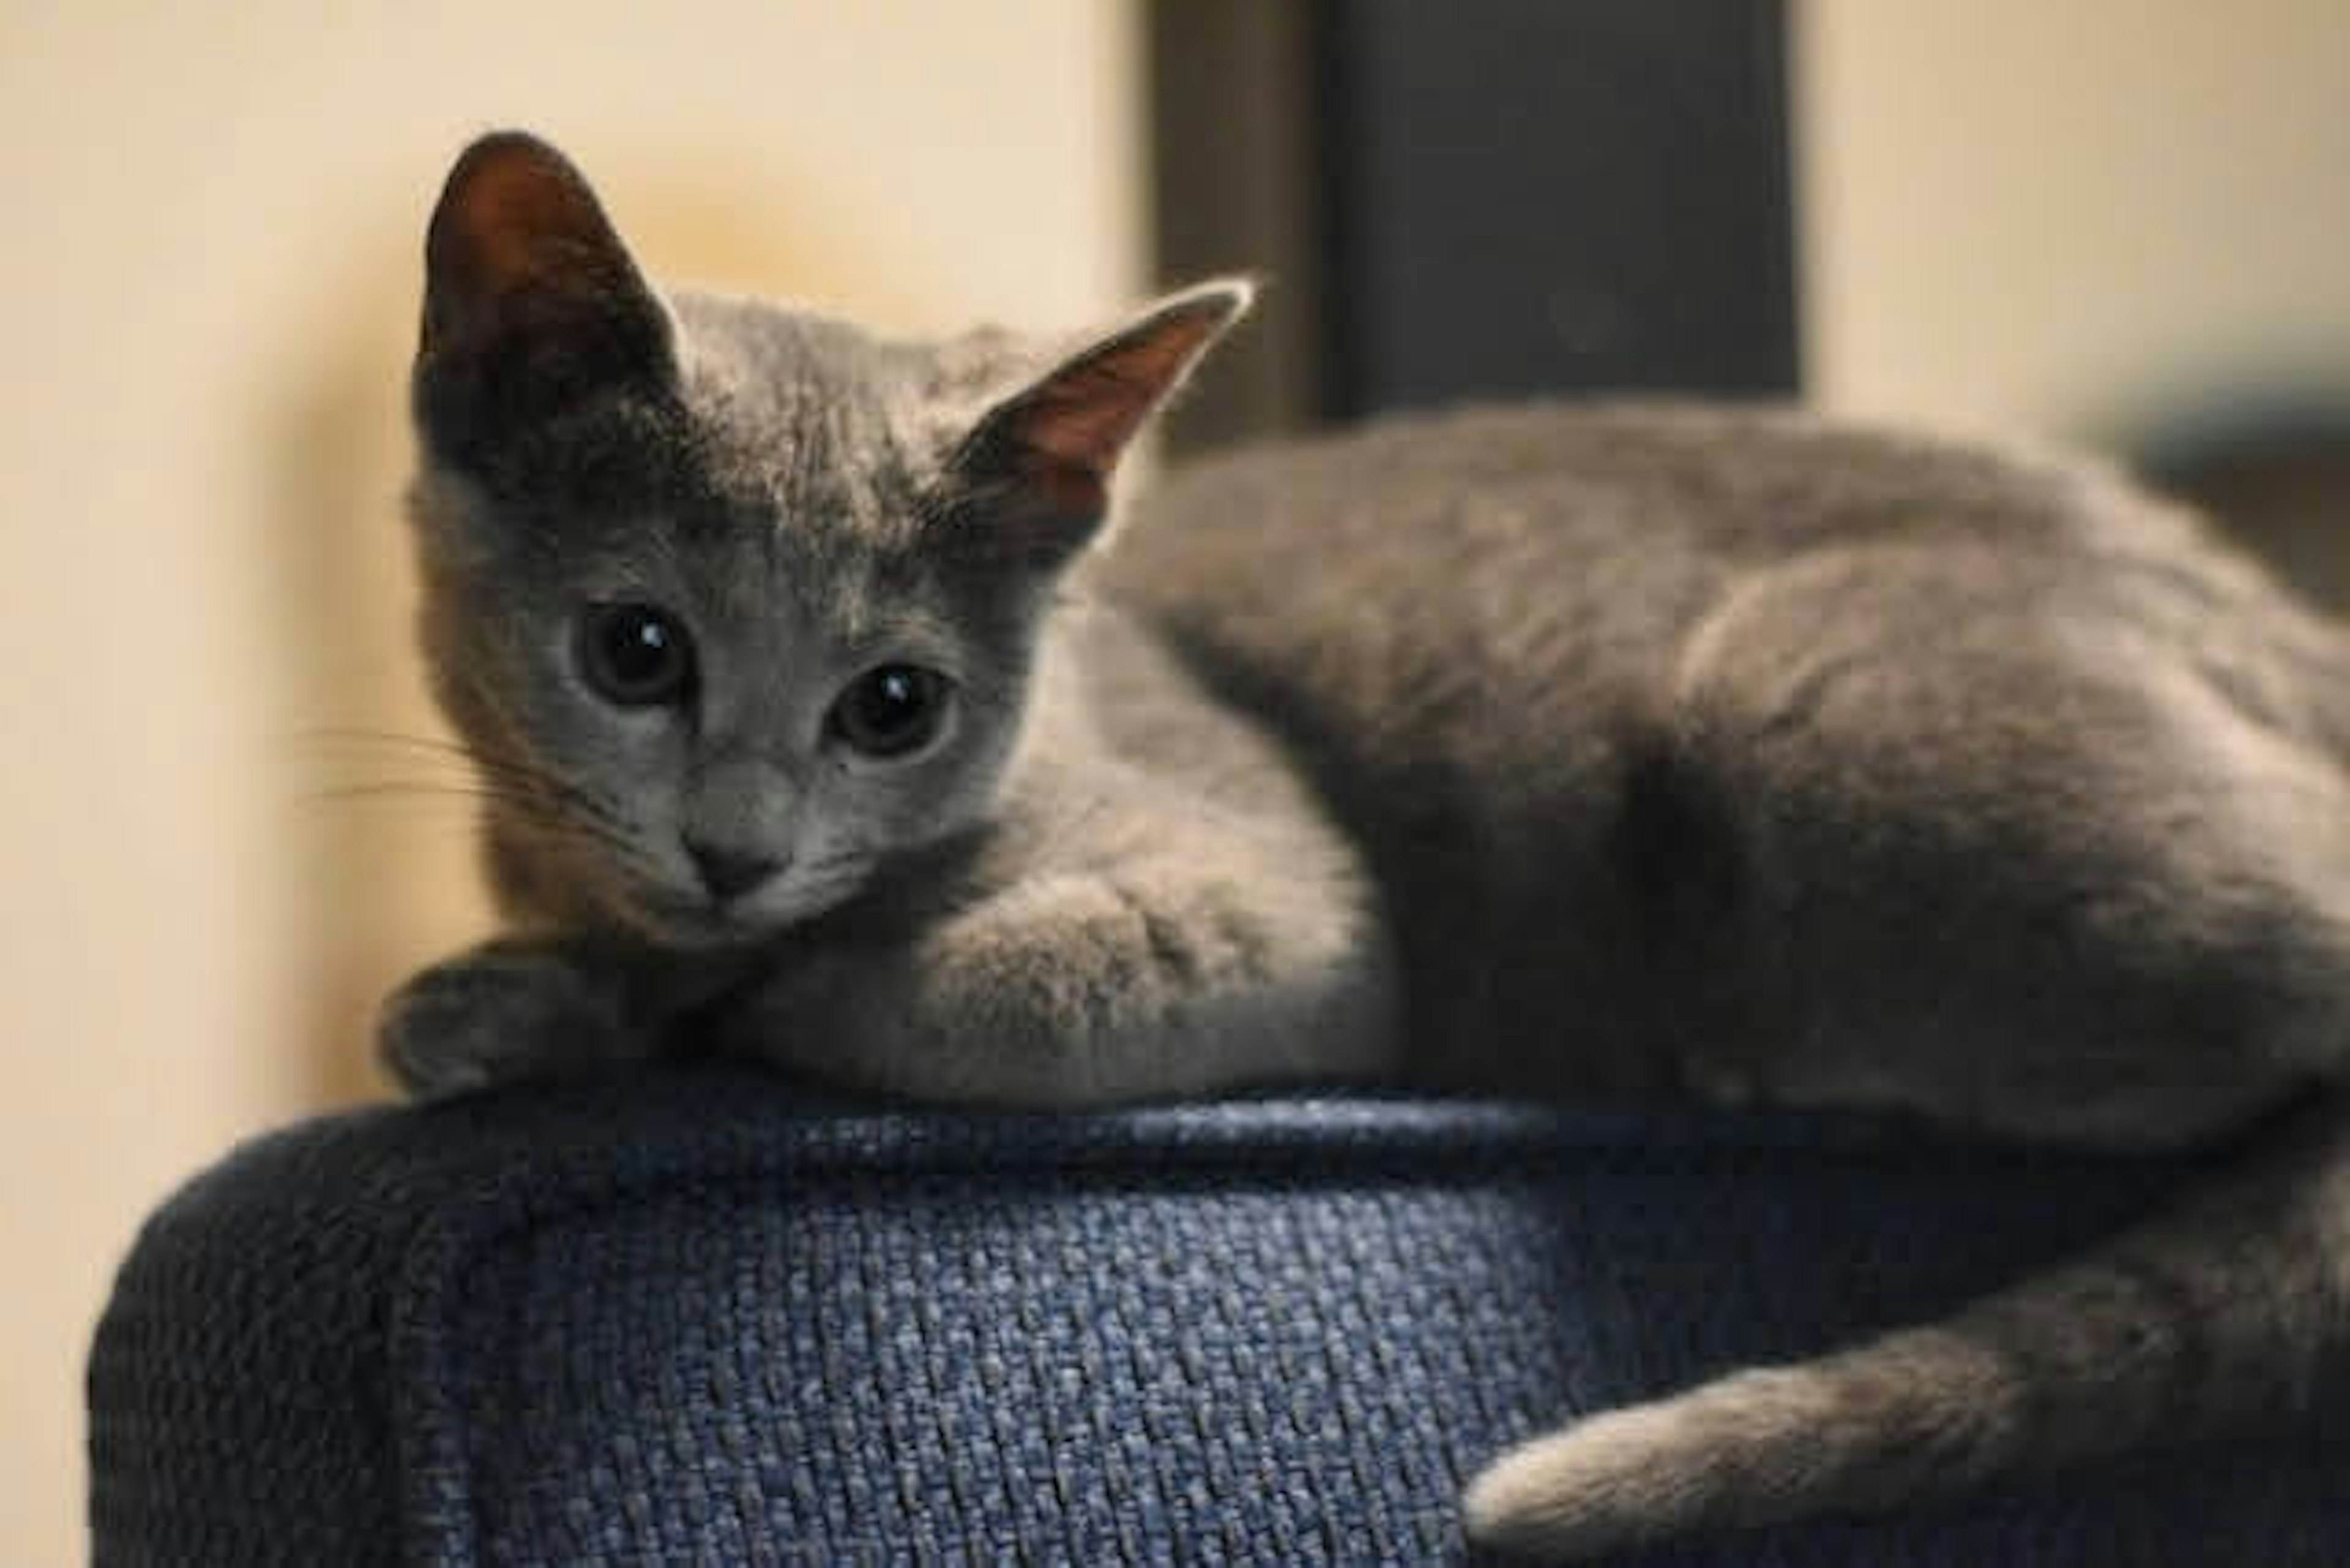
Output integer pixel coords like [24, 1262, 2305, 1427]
[88, 1068, 2344, 1564]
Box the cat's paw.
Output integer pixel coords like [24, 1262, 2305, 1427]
[378, 942, 633, 1100]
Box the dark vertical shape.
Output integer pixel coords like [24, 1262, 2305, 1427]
[1319, 0, 1797, 417]
[1146, 1, 1798, 441]
[1144, 1, 1331, 457]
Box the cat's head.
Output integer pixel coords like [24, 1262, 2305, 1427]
[405, 132, 1247, 948]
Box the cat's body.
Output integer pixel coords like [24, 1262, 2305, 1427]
[384, 134, 2350, 1558]
[1113, 405, 2350, 1142]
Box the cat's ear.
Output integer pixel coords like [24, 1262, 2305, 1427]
[952, 280, 1253, 559]
[414, 131, 675, 468]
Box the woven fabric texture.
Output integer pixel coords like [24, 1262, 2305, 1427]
[88, 1069, 2348, 1565]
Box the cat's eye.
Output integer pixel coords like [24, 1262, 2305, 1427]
[829, 665, 952, 759]
[576, 602, 696, 707]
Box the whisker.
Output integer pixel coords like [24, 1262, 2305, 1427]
[288, 727, 630, 829]
[291, 728, 561, 781]
[300, 783, 641, 854]
[296, 797, 663, 881]
[305, 781, 564, 807]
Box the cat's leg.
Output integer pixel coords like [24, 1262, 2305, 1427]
[1467, 543, 2350, 1555]
[1655, 541, 2350, 1145]
[378, 937, 647, 1099]
[1466, 1100, 2350, 1559]
[712, 818, 1399, 1105]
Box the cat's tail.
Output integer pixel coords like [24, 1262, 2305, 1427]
[1461, 1099, 2350, 1560]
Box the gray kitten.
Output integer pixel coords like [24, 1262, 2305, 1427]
[385, 132, 2350, 1558]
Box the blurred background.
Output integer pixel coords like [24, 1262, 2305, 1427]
[6, 1, 2350, 1559]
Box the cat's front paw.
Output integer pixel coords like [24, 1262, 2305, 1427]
[378, 941, 635, 1100]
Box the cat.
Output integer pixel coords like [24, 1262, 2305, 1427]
[383, 130, 2350, 1559]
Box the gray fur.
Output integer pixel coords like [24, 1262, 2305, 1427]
[389, 134, 2350, 1558]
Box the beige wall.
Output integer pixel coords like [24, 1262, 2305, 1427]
[0, 4, 1142, 1561]
[1799, 0, 2350, 443]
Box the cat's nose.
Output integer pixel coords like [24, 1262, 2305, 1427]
[683, 837, 782, 902]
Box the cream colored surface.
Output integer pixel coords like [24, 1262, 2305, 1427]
[8, 5, 2350, 1564]
[0, 4, 1141, 1560]
[1798, 0, 2350, 441]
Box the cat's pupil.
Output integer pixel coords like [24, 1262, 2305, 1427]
[580, 603, 694, 707]
[832, 665, 947, 758]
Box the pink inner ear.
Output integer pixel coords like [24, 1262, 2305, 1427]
[1011, 304, 1233, 481]
[425, 135, 633, 349]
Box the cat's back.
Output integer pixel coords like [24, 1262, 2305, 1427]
[1105, 401, 2185, 675]
[1099, 401, 2201, 784]
[1093, 401, 2323, 1091]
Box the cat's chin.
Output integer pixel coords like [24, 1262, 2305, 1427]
[622, 902, 788, 953]
[616, 883, 859, 954]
